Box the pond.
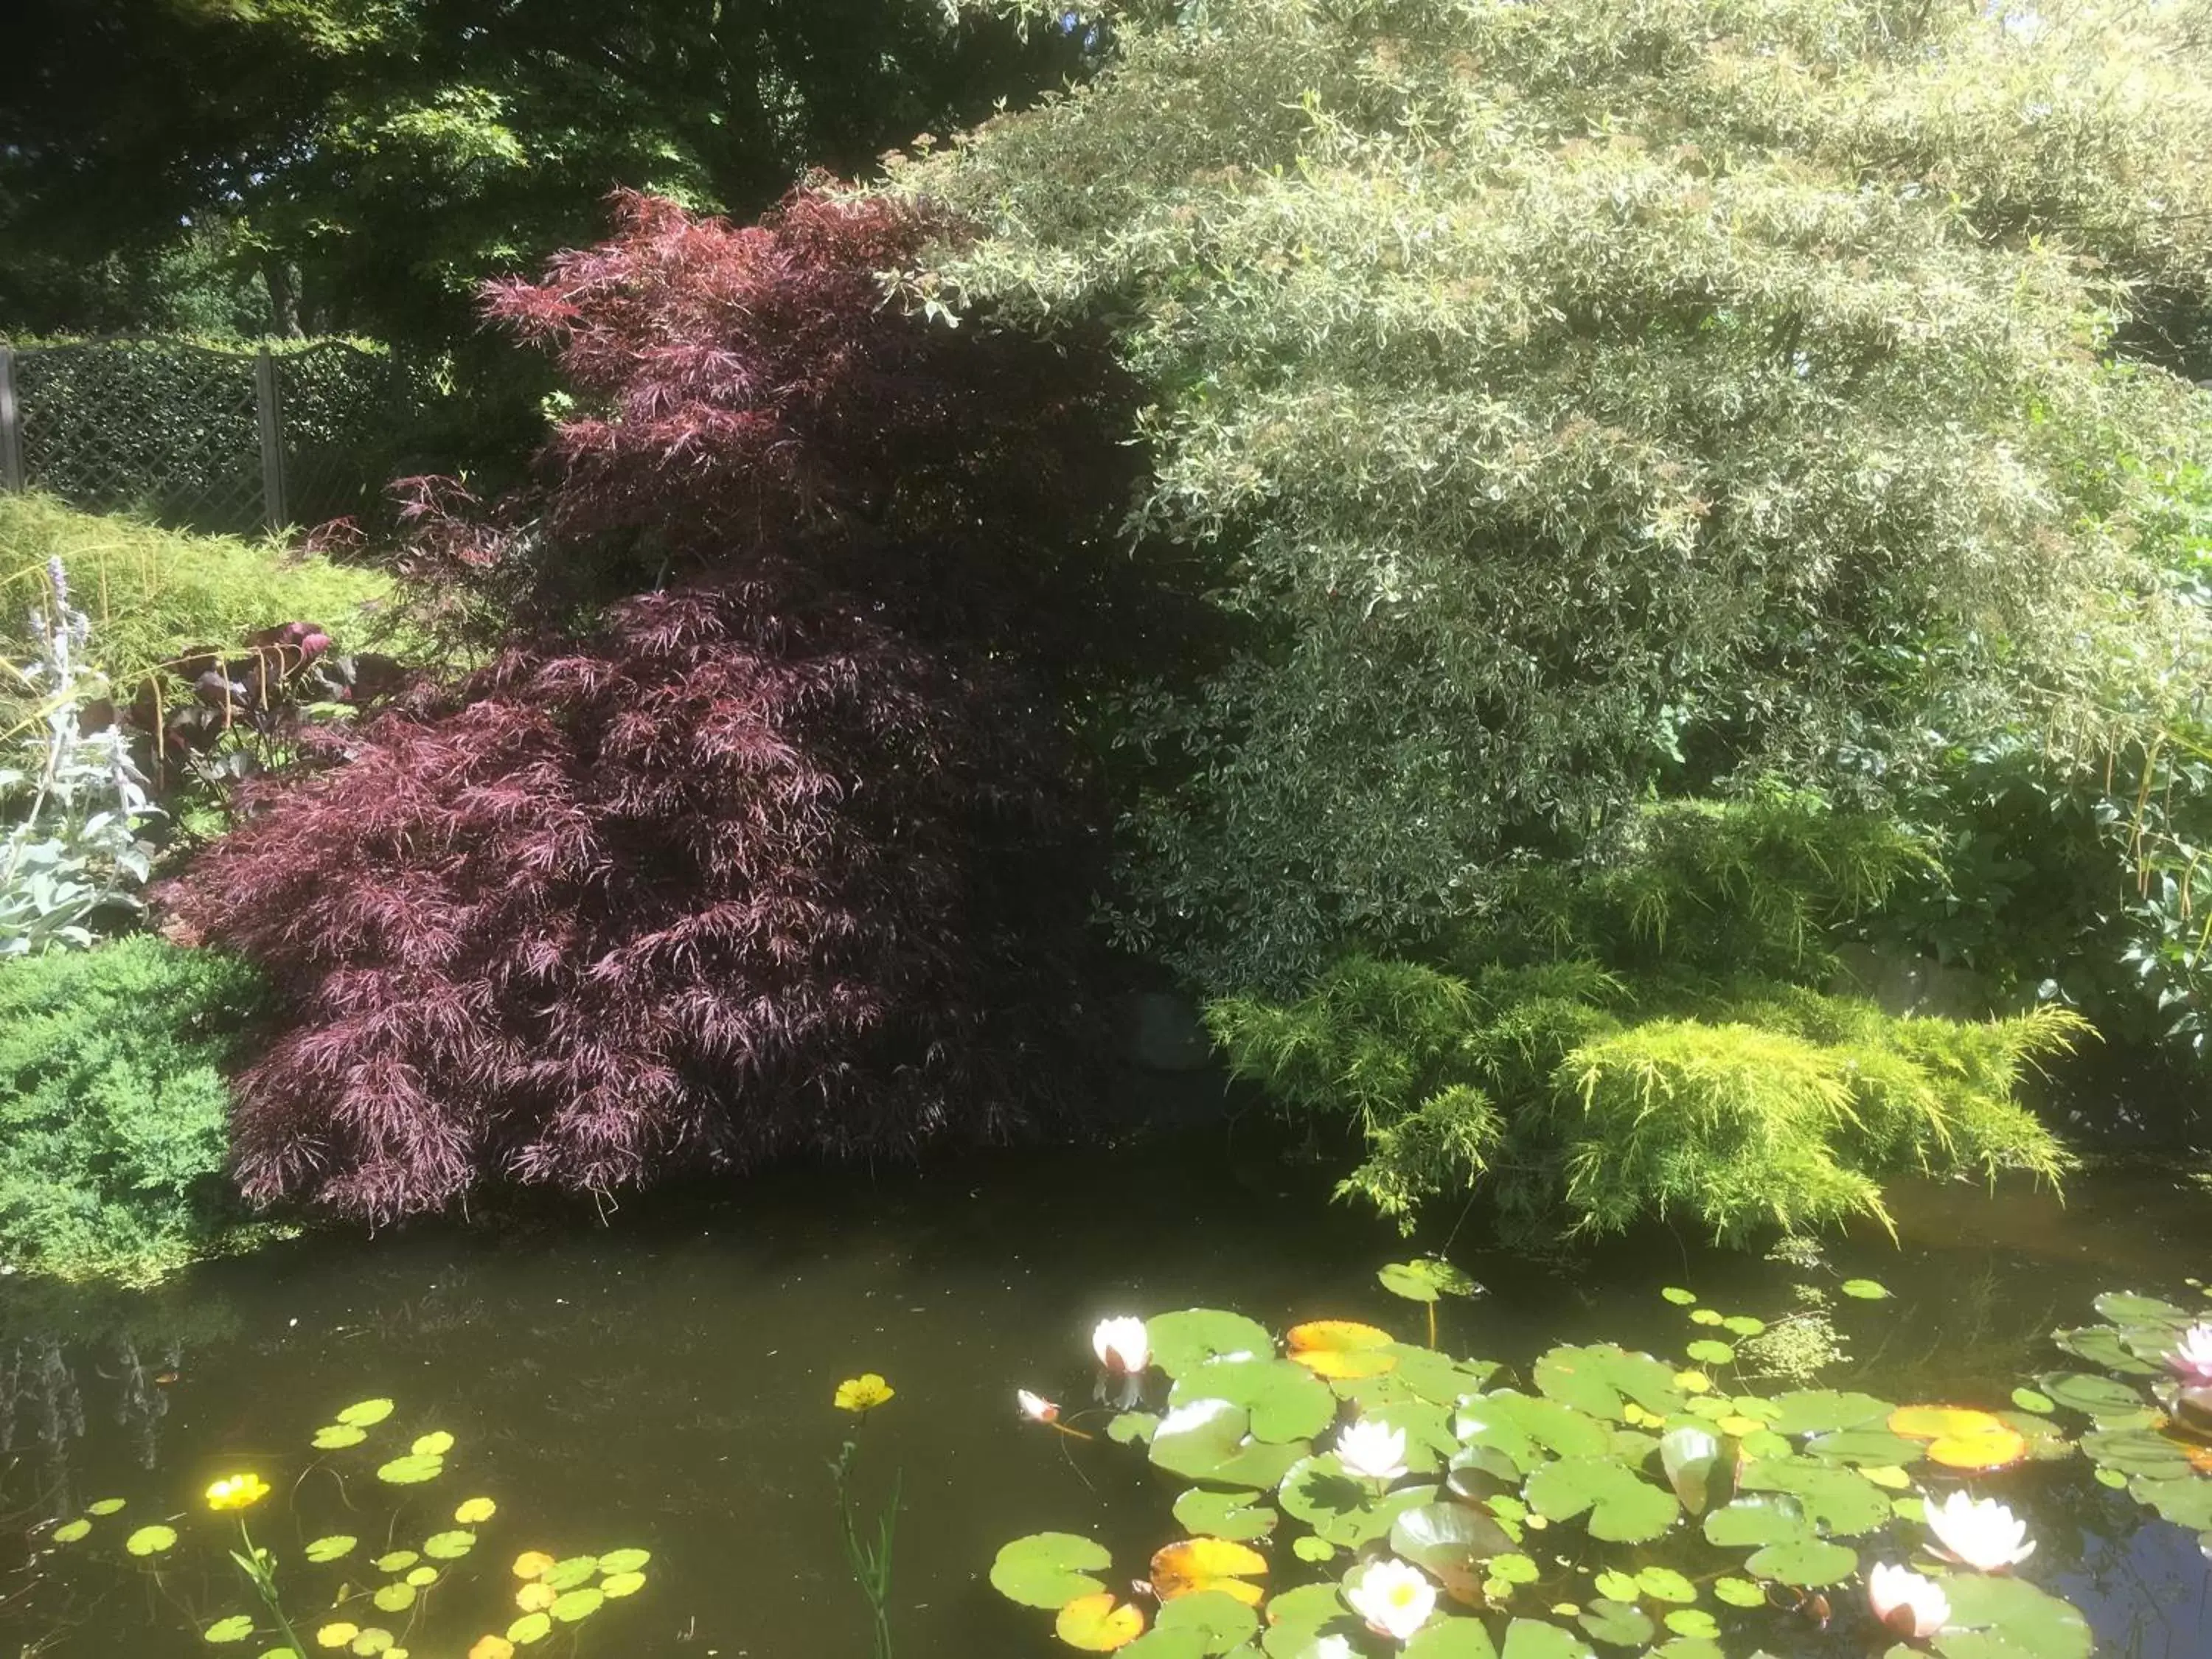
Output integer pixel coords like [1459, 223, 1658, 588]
[3, 1134, 2208, 1659]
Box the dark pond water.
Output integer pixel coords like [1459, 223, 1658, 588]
[2, 1133, 2208, 1659]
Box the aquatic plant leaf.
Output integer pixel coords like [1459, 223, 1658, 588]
[374, 1551, 419, 1573]
[1712, 1577, 1764, 1608]
[1703, 1494, 1811, 1548]
[1578, 1598, 1655, 1646]
[348, 1630, 392, 1656]
[375, 1453, 443, 1485]
[2079, 1427, 2191, 1476]
[2052, 1325, 2159, 1377]
[1285, 1321, 1397, 1380]
[2093, 1293, 2192, 1329]
[1739, 1458, 1890, 1535]
[1664, 1610, 1719, 1638]
[52, 1519, 90, 1543]
[1888, 1405, 2006, 1441]
[516, 1584, 557, 1613]
[2010, 1388, 2054, 1415]
[1659, 1427, 1725, 1514]
[1388, 1502, 1514, 1604]
[1169, 1358, 1336, 1444]
[313, 1426, 367, 1450]
[1745, 1535, 1858, 1585]
[543, 1556, 598, 1592]
[1402, 1618, 1501, 1659]
[1684, 1340, 1734, 1367]
[991, 1533, 1113, 1609]
[336, 1400, 394, 1427]
[411, 1431, 455, 1456]
[1453, 1391, 1611, 1471]
[1933, 1570, 2092, 1659]
[1148, 1311, 1276, 1380]
[1116, 1630, 1206, 1659]
[504, 1613, 550, 1646]
[1525, 1455, 1680, 1543]
[1363, 1397, 1458, 1472]
[406, 1567, 438, 1587]
[1690, 1310, 1724, 1326]
[1661, 1289, 1698, 1306]
[1722, 1317, 1766, 1338]
[1173, 1489, 1278, 1542]
[1487, 1554, 1539, 1584]
[305, 1536, 357, 1562]
[1767, 1391, 1893, 1436]
[1927, 1426, 2029, 1471]
[1278, 1453, 1438, 1545]
[1151, 1538, 1267, 1607]
[1151, 1399, 1306, 1489]
[126, 1524, 178, 1555]
[468, 1640, 515, 1659]
[1632, 1567, 1694, 1604]
[454, 1498, 497, 1525]
[1107, 1413, 1160, 1447]
[1838, 1281, 1889, 1300]
[549, 1589, 602, 1623]
[1155, 1588, 1262, 1653]
[602, 1570, 647, 1597]
[1379, 1345, 1499, 1408]
[372, 1585, 415, 1614]
[2034, 1372, 2157, 1427]
[1290, 1536, 1335, 1563]
[2133, 1476, 2212, 1530]
[205, 1615, 257, 1643]
[597, 1548, 650, 1574]
[1499, 1619, 1596, 1659]
[1256, 1582, 1358, 1659]
[316, 1627, 358, 1650]
[1532, 1344, 1685, 1422]
[87, 1499, 125, 1516]
[1592, 1571, 1638, 1602]
[1379, 1260, 1481, 1303]
[1804, 1430, 1920, 1468]
[423, 1531, 476, 1559]
[1057, 1592, 1147, 1651]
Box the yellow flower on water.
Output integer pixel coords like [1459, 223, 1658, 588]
[206, 1472, 272, 1512]
[835, 1374, 895, 1413]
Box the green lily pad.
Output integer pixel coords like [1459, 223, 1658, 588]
[1488, 1554, 1540, 1584]
[1722, 1316, 1767, 1338]
[1108, 1412, 1160, 1446]
[602, 1571, 647, 1597]
[550, 1588, 603, 1623]
[1839, 1280, 1890, 1300]
[125, 1525, 178, 1556]
[1664, 1610, 1719, 1639]
[1658, 1425, 1725, 1514]
[1804, 1428, 1921, 1468]
[1683, 1340, 1734, 1368]
[1533, 1345, 1686, 1422]
[2134, 1475, 2212, 1529]
[990, 1532, 1111, 1609]
[52, 1519, 91, 1543]
[405, 1567, 438, 1588]
[1738, 1458, 1890, 1536]
[2037, 1372, 2157, 1427]
[1403, 1618, 1502, 1659]
[1364, 1396, 1458, 1472]
[1455, 1391, 1612, 1471]
[312, 1425, 367, 1450]
[542, 1556, 599, 1590]
[375, 1453, 442, 1485]
[1170, 1357, 1337, 1445]
[2053, 1325, 2160, 1377]
[1389, 1500, 1516, 1599]
[335, 1399, 394, 1427]
[1279, 1453, 1437, 1546]
[86, 1499, 125, 1516]
[372, 1550, 418, 1573]
[1713, 1577, 1765, 1608]
[1381, 1344, 1500, 1407]
[204, 1615, 257, 1644]
[422, 1530, 475, 1559]
[1156, 1589, 1260, 1655]
[305, 1535, 357, 1562]
[1525, 1455, 1681, 1543]
[1500, 1621, 1596, 1659]
[1148, 1310, 1276, 1380]
[1703, 1493, 1812, 1549]
[1119, 1631, 1208, 1659]
[1635, 1566, 1697, 1603]
[1257, 1582, 1360, 1659]
[2009, 1388, 2055, 1416]
[598, 1548, 650, 1574]
[1291, 1535, 1335, 1563]
[1380, 1260, 1482, 1303]
[1151, 1398, 1306, 1490]
[1173, 1488, 1279, 1541]
[370, 1585, 414, 1614]
[1578, 1599, 1655, 1646]
[411, 1430, 455, 1456]
[2093, 1293, 2192, 1329]
[1661, 1288, 1699, 1306]
[1767, 1391, 1894, 1436]
[2080, 1426, 2192, 1477]
[1933, 1570, 2092, 1659]
[349, 1630, 392, 1656]
[506, 1613, 552, 1646]
[1745, 1535, 1859, 1586]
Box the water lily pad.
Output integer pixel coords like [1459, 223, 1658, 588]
[348, 1631, 392, 1657]
[305, 1536, 357, 1562]
[335, 1399, 393, 1427]
[411, 1430, 455, 1456]
[1148, 1311, 1277, 1380]
[1060, 1592, 1148, 1652]
[406, 1567, 438, 1588]
[316, 1626, 358, 1651]
[1108, 1412, 1160, 1446]
[423, 1531, 476, 1559]
[1285, 1321, 1398, 1380]
[1389, 1502, 1515, 1602]
[1703, 1493, 1812, 1549]
[1683, 1340, 1734, 1367]
[1364, 1397, 1458, 1472]
[1722, 1316, 1767, 1338]
[549, 1588, 602, 1623]
[313, 1426, 368, 1450]
[504, 1613, 550, 1646]
[1258, 1583, 1360, 1659]
[1152, 1538, 1267, 1607]
[1174, 1489, 1278, 1541]
[1767, 1391, 1893, 1436]
[1661, 1288, 1698, 1306]
[455, 1497, 497, 1525]
[1455, 1391, 1612, 1471]
[1401, 1618, 1500, 1658]
[1746, 1534, 1859, 1586]
[52, 1519, 91, 1543]
[1933, 1570, 2091, 1659]
[2053, 1325, 2160, 1377]
[1291, 1536, 1335, 1563]
[1151, 1399, 1306, 1490]
[1839, 1280, 1890, 1300]
[1635, 1567, 1697, 1604]
[1117, 1629, 1206, 1659]
[2035, 1372, 2157, 1427]
[2093, 1292, 2192, 1329]
[1578, 1598, 1655, 1646]
[1278, 1453, 1437, 1546]
[1525, 1455, 1680, 1543]
[206, 1615, 258, 1643]
[2133, 1475, 2212, 1529]
[1804, 1429, 1921, 1468]
[1380, 1260, 1482, 1303]
[2080, 1426, 2192, 1477]
[602, 1570, 647, 1598]
[375, 1453, 443, 1485]
[1534, 1345, 1685, 1423]
[1658, 1426, 1725, 1514]
[86, 1499, 125, 1516]
[990, 1532, 1113, 1609]
[1380, 1344, 1500, 1408]
[1170, 1358, 1336, 1445]
[1713, 1577, 1765, 1608]
[1155, 1589, 1260, 1654]
[372, 1585, 416, 1614]
[125, 1524, 178, 1556]
[375, 1550, 419, 1573]
[1500, 1620, 1596, 1659]
[1738, 1458, 1891, 1535]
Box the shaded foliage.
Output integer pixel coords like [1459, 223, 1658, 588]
[164, 190, 1138, 1220]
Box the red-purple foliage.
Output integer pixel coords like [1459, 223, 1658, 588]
[164, 189, 1132, 1220]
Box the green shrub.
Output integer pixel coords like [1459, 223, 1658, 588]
[0, 936, 269, 1281]
[0, 491, 394, 709]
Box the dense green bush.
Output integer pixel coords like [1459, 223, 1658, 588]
[0, 936, 268, 1281]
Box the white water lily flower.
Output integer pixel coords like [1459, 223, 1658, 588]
[1016, 1389, 1060, 1424]
[1346, 1558, 1436, 1642]
[1925, 1490, 2036, 1572]
[1092, 1317, 1150, 1374]
[1335, 1419, 1410, 1482]
[1868, 1562, 1951, 1640]
[2166, 1323, 2212, 1385]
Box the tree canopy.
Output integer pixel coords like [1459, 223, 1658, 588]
[899, 0, 2212, 992]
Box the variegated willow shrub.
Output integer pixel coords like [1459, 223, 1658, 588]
[1208, 793, 2079, 1243]
[900, 0, 2212, 998]
[44, 1394, 650, 1658]
[995, 1264, 2212, 1659]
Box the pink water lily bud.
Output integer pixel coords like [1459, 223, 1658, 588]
[1868, 1562, 1950, 1641]
[2166, 1323, 2212, 1385]
[1017, 1389, 1060, 1424]
[1924, 1490, 2036, 1572]
[1092, 1317, 1150, 1374]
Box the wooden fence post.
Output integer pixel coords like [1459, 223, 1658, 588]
[255, 344, 287, 531]
[0, 344, 23, 493]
